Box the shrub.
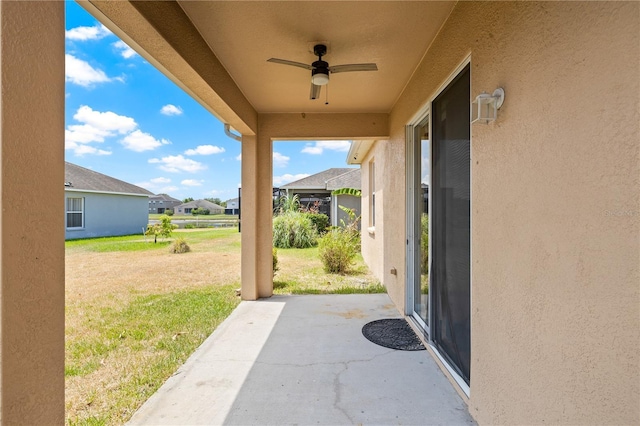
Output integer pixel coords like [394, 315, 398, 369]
[318, 228, 360, 274]
[165, 209, 174, 216]
[170, 237, 190, 254]
[304, 212, 329, 235]
[276, 194, 300, 214]
[272, 211, 318, 248]
[420, 214, 429, 275]
[192, 208, 210, 216]
[272, 247, 279, 276]
[145, 215, 178, 243]
[184, 223, 195, 229]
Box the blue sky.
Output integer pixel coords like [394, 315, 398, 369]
[65, 2, 356, 201]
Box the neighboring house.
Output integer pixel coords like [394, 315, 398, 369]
[225, 197, 239, 215]
[148, 193, 181, 214]
[280, 168, 360, 225]
[325, 168, 361, 228]
[65, 162, 152, 240]
[174, 199, 225, 215]
[8, 3, 638, 425]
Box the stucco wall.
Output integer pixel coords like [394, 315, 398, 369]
[381, 1, 639, 424]
[360, 146, 386, 283]
[0, 1, 65, 422]
[65, 192, 150, 239]
[333, 194, 361, 228]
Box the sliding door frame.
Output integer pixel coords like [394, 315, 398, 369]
[405, 55, 472, 397]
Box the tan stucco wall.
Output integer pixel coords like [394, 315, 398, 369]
[360, 147, 385, 282]
[0, 1, 65, 422]
[378, 1, 639, 424]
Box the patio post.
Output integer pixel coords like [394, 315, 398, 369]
[240, 134, 273, 300]
[0, 1, 65, 422]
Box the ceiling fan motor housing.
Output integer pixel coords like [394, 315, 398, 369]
[311, 60, 330, 85]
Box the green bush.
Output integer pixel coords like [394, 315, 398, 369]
[145, 215, 178, 243]
[318, 228, 360, 274]
[272, 211, 318, 248]
[170, 237, 191, 254]
[185, 223, 195, 229]
[192, 208, 210, 216]
[304, 213, 330, 235]
[165, 209, 174, 216]
[272, 247, 279, 276]
[420, 214, 429, 275]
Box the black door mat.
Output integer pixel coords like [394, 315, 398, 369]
[362, 318, 425, 351]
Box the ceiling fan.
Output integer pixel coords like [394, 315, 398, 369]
[267, 44, 378, 100]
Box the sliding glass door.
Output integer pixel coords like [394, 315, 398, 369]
[430, 64, 471, 384]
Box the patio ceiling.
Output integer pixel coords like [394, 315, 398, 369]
[86, 1, 455, 121]
[178, 1, 455, 113]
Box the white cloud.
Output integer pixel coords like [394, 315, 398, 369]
[65, 141, 111, 157]
[151, 177, 171, 184]
[113, 40, 137, 59]
[184, 145, 225, 156]
[301, 140, 352, 155]
[121, 130, 170, 152]
[65, 24, 111, 41]
[273, 152, 290, 168]
[236, 154, 242, 161]
[65, 54, 114, 87]
[65, 106, 138, 156]
[160, 104, 183, 116]
[162, 186, 179, 193]
[149, 155, 207, 173]
[74, 105, 137, 135]
[181, 179, 204, 187]
[273, 173, 310, 186]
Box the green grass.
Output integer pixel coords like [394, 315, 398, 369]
[65, 229, 238, 253]
[66, 285, 240, 425]
[149, 214, 237, 220]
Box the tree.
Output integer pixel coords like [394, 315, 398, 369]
[145, 215, 178, 243]
[205, 197, 226, 208]
[183, 197, 194, 203]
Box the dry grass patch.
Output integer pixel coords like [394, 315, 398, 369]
[65, 228, 382, 425]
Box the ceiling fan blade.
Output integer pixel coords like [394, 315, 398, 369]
[310, 83, 321, 100]
[267, 58, 313, 70]
[329, 63, 378, 73]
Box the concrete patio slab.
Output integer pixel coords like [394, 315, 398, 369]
[128, 294, 475, 425]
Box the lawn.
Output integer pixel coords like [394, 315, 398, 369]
[148, 213, 237, 221]
[65, 228, 382, 425]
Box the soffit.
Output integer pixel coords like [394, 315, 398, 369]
[178, 1, 455, 114]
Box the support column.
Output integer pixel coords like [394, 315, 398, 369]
[0, 1, 65, 423]
[240, 134, 273, 300]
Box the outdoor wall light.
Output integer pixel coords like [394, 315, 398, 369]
[472, 88, 505, 124]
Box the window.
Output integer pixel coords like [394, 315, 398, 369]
[66, 197, 84, 229]
[369, 160, 376, 228]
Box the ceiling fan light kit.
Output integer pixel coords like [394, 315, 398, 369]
[267, 43, 378, 100]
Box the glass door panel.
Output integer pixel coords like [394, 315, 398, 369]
[413, 120, 430, 327]
[431, 64, 471, 384]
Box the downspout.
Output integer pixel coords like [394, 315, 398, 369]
[224, 123, 242, 141]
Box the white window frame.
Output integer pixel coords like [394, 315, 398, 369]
[369, 160, 376, 230]
[66, 197, 84, 230]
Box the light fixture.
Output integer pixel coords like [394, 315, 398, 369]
[311, 69, 329, 86]
[472, 88, 505, 124]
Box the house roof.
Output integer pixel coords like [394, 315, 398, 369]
[280, 168, 357, 190]
[225, 197, 239, 203]
[175, 199, 225, 210]
[326, 169, 361, 191]
[150, 193, 181, 202]
[64, 162, 153, 196]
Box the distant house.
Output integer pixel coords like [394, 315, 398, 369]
[149, 193, 181, 214]
[225, 197, 239, 215]
[280, 168, 361, 226]
[174, 199, 225, 215]
[65, 162, 152, 240]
